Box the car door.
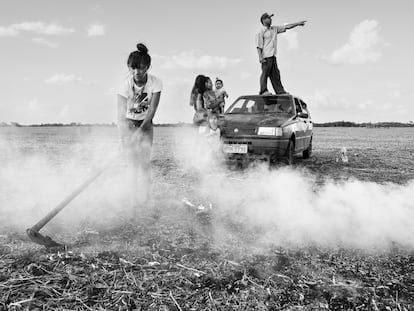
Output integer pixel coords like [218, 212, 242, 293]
[294, 98, 307, 151]
[299, 99, 312, 148]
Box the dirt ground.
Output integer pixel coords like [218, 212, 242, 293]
[1, 130, 414, 310]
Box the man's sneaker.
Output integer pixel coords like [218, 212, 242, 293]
[261, 91, 273, 96]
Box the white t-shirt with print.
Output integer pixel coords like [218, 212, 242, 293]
[118, 73, 163, 121]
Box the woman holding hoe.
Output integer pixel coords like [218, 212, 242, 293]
[117, 43, 163, 212]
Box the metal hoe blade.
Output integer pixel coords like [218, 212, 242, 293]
[26, 228, 63, 248]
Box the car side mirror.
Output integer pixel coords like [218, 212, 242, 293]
[297, 112, 309, 118]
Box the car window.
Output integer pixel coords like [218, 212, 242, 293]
[246, 100, 256, 113]
[263, 97, 294, 115]
[226, 96, 294, 115]
[226, 98, 247, 113]
[299, 100, 308, 112]
[294, 98, 302, 113]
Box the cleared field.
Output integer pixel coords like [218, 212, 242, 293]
[0, 126, 413, 310]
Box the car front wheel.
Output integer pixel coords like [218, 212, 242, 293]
[303, 136, 312, 159]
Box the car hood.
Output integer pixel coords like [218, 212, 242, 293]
[222, 113, 291, 127]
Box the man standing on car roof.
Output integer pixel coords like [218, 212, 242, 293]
[256, 13, 306, 95]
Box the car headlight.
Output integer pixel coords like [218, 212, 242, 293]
[257, 127, 283, 136]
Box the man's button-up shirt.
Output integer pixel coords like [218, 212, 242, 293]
[256, 25, 286, 58]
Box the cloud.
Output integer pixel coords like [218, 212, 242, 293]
[153, 51, 242, 71]
[32, 37, 58, 48]
[327, 20, 384, 64]
[281, 30, 299, 50]
[304, 90, 350, 109]
[0, 22, 74, 37]
[45, 74, 96, 86]
[381, 89, 403, 111]
[92, 4, 102, 11]
[28, 99, 39, 112]
[45, 74, 81, 84]
[105, 87, 117, 95]
[388, 90, 401, 99]
[59, 104, 70, 118]
[0, 26, 19, 37]
[357, 99, 374, 110]
[12, 22, 74, 35]
[87, 24, 105, 36]
[241, 72, 252, 80]
[305, 90, 395, 112]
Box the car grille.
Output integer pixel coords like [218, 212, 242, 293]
[222, 127, 256, 136]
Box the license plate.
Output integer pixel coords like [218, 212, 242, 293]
[223, 144, 248, 154]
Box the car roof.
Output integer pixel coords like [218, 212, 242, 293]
[239, 94, 291, 98]
[237, 94, 307, 102]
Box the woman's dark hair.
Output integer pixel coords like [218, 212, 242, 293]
[191, 75, 210, 96]
[127, 43, 151, 69]
[190, 75, 210, 109]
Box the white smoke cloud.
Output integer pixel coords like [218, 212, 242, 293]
[1, 127, 413, 251]
[197, 165, 414, 249]
[173, 131, 414, 250]
[0, 134, 125, 232]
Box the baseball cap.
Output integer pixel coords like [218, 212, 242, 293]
[260, 12, 274, 23]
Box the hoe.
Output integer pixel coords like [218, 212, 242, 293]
[26, 154, 121, 248]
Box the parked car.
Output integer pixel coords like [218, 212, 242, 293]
[217, 94, 313, 164]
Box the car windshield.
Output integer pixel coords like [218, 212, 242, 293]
[226, 96, 294, 115]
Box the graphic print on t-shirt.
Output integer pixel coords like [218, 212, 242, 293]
[126, 88, 150, 120]
[130, 92, 149, 114]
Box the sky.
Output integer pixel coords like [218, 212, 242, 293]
[0, 0, 413, 124]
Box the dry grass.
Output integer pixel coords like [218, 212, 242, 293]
[1, 204, 413, 310]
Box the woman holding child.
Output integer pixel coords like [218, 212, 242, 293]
[190, 75, 224, 127]
[190, 75, 223, 166]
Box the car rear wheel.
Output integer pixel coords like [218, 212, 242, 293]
[286, 139, 295, 165]
[303, 136, 312, 159]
